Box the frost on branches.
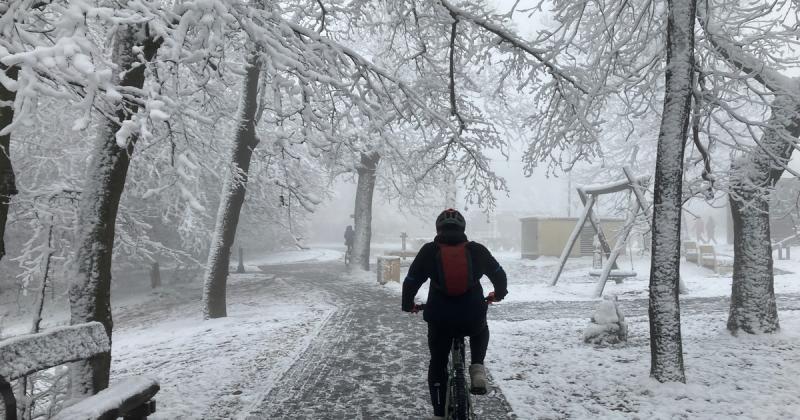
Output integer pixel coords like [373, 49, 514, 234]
[697, 0, 800, 335]
[69, 21, 161, 396]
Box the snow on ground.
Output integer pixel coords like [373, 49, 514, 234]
[369, 245, 800, 419]
[111, 271, 334, 419]
[240, 248, 342, 270]
[372, 245, 800, 303]
[487, 310, 800, 419]
[497, 252, 800, 302]
[0, 247, 340, 419]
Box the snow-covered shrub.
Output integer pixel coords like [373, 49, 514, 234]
[583, 294, 628, 346]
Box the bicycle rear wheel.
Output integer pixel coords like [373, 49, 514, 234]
[451, 339, 470, 420]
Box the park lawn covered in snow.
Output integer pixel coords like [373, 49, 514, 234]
[112, 302, 332, 419]
[496, 252, 800, 302]
[487, 255, 799, 418]
[241, 248, 342, 270]
[110, 271, 334, 419]
[487, 310, 800, 419]
[389, 251, 800, 306]
[108, 250, 339, 419]
[381, 250, 800, 419]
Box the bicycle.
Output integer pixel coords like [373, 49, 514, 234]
[413, 299, 494, 420]
[344, 243, 353, 267]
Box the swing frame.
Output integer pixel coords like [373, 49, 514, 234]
[549, 167, 652, 297]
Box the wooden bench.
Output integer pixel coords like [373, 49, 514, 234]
[698, 244, 733, 275]
[715, 257, 734, 275]
[698, 245, 716, 270]
[683, 241, 699, 264]
[0, 322, 158, 420]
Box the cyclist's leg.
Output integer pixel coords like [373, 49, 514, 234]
[427, 322, 452, 417]
[467, 322, 490, 395]
[468, 323, 489, 365]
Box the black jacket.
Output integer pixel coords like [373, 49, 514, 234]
[401, 231, 508, 327]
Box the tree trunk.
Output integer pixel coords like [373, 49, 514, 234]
[150, 262, 161, 289]
[647, 0, 695, 383]
[727, 95, 800, 334]
[352, 151, 380, 271]
[696, 0, 800, 335]
[69, 24, 160, 397]
[202, 54, 261, 319]
[236, 246, 245, 273]
[0, 64, 19, 263]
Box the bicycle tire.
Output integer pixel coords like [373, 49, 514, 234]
[452, 339, 470, 420]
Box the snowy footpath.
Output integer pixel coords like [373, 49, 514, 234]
[109, 253, 513, 419]
[103, 249, 800, 419]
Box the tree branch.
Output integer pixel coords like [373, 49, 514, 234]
[696, 0, 798, 94]
[439, 0, 590, 95]
[448, 12, 464, 132]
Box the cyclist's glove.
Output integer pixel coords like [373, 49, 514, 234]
[487, 291, 505, 303]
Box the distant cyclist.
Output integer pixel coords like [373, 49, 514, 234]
[344, 225, 355, 253]
[401, 208, 508, 420]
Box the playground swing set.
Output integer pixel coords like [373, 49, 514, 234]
[550, 167, 652, 298]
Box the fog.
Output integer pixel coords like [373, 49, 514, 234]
[309, 150, 576, 246]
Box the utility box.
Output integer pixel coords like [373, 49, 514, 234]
[377, 256, 401, 284]
[520, 216, 624, 259]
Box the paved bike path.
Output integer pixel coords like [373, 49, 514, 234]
[241, 262, 516, 419]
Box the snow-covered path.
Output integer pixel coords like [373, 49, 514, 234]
[238, 262, 515, 419]
[106, 252, 800, 419]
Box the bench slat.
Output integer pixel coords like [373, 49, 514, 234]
[0, 322, 108, 381]
[52, 376, 159, 420]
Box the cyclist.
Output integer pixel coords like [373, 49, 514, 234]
[344, 225, 355, 254]
[401, 208, 508, 420]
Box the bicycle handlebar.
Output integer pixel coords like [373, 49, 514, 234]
[411, 296, 497, 313]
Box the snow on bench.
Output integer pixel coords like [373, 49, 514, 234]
[0, 322, 108, 381]
[683, 241, 699, 264]
[698, 245, 733, 275]
[52, 377, 159, 420]
[0, 322, 158, 420]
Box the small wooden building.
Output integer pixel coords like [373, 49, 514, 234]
[520, 216, 625, 259]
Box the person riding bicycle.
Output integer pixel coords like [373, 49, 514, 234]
[401, 208, 508, 420]
[344, 225, 355, 252]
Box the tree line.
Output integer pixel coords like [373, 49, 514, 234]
[0, 0, 795, 402]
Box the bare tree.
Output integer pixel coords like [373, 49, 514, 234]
[696, 0, 800, 334]
[203, 52, 261, 319]
[0, 64, 17, 263]
[69, 22, 161, 396]
[646, 0, 696, 383]
[351, 151, 380, 270]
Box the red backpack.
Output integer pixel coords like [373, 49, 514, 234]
[437, 242, 474, 296]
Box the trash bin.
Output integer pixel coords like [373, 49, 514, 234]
[377, 256, 401, 285]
